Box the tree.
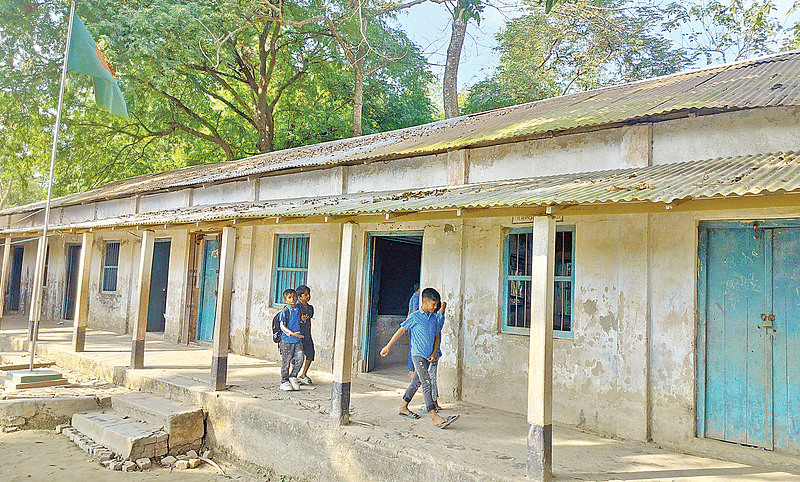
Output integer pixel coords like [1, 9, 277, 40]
[664, 0, 785, 64]
[463, 0, 692, 114]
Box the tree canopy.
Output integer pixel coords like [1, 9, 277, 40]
[2, 0, 800, 209]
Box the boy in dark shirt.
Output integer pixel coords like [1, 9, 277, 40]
[278, 288, 304, 391]
[296, 285, 315, 385]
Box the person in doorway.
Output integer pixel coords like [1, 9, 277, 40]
[295, 285, 315, 385]
[381, 287, 460, 429]
[407, 283, 420, 378]
[278, 288, 304, 391]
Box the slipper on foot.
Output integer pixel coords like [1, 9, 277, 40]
[437, 414, 460, 429]
[399, 411, 420, 419]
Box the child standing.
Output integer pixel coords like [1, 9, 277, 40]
[278, 288, 304, 391]
[381, 288, 459, 429]
[295, 285, 315, 385]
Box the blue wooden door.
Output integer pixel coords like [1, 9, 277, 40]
[196, 238, 219, 342]
[700, 223, 800, 453]
[62, 244, 82, 320]
[702, 226, 771, 449]
[147, 240, 171, 332]
[771, 227, 800, 453]
[7, 246, 23, 311]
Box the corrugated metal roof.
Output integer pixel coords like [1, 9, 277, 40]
[8, 151, 798, 234]
[4, 52, 800, 216]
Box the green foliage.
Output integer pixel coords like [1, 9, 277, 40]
[0, 0, 435, 208]
[663, 0, 785, 64]
[463, 0, 692, 114]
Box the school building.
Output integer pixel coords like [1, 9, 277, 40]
[1, 51, 800, 479]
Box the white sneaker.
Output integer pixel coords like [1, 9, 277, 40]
[289, 377, 301, 390]
[280, 381, 294, 391]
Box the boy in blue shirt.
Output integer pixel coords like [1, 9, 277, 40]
[381, 288, 459, 429]
[278, 288, 304, 391]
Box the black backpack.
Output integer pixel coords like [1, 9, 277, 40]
[272, 307, 289, 343]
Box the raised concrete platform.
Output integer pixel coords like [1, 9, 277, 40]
[0, 396, 104, 430]
[72, 411, 168, 460]
[3, 368, 68, 390]
[111, 392, 204, 454]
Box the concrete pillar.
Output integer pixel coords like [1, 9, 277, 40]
[0, 237, 11, 327]
[331, 222, 358, 425]
[131, 231, 155, 369]
[211, 227, 236, 390]
[28, 236, 45, 340]
[527, 216, 555, 481]
[72, 232, 94, 352]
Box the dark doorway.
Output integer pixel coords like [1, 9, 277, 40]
[147, 240, 171, 332]
[6, 246, 23, 311]
[62, 244, 81, 320]
[363, 232, 422, 374]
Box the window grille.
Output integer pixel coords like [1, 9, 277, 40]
[272, 234, 309, 305]
[102, 241, 120, 292]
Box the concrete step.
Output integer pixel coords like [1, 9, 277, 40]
[111, 392, 204, 455]
[72, 411, 168, 460]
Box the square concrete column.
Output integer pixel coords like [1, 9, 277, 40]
[331, 222, 358, 425]
[527, 216, 555, 481]
[0, 236, 12, 327]
[72, 232, 94, 352]
[28, 236, 46, 341]
[211, 227, 236, 391]
[131, 230, 155, 369]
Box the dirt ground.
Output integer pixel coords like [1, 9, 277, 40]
[0, 430, 299, 482]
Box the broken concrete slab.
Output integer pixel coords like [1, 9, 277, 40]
[72, 412, 168, 460]
[0, 396, 102, 430]
[111, 392, 204, 455]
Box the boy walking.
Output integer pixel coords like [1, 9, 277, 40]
[278, 288, 304, 391]
[381, 287, 459, 429]
[295, 285, 315, 385]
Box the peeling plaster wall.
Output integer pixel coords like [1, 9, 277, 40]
[467, 130, 623, 183]
[259, 168, 345, 200]
[346, 155, 443, 193]
[241, 223, 341, 371]
[192, 180, 252, 206]
[552, 215, 649, 441]
[652, 107, 800, 165]
[140, 190, 191, 214]
[87, 233, 136, 333]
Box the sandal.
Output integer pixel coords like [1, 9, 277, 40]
[437, 414, 460, 429]
[399, 411, 420, 419]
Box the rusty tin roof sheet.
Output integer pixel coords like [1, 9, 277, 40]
[4, 52, 800, 217]
[12, 150, 797, 233]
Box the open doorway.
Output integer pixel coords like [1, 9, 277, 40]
[62, 244, 81, 320]
[363, 232, 422, 378]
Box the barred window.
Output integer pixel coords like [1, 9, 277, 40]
[101, 241, 120, 292]
[502, 226, 574, 336]
[272, 234, 309, 305]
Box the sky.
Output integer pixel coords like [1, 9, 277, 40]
[394, 0, 800, 91]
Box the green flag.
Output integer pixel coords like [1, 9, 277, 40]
[66, 12, 129, 118]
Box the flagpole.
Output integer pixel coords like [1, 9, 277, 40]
[29, 1, 76, 371]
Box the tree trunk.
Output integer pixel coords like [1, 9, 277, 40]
[352, 51, 365, 137]
[443, 15, 467, 118]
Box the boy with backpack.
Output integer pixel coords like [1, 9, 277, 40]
[275, 288, 304, 391]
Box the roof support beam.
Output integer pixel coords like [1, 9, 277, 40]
[211, 226, 237, 391]
[0, 237, 11, 328]
[527, 216, 555, 481]
[331, 222, 358, 425]
[131, 230, 155, 369]
[72, 232, 94, 352]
